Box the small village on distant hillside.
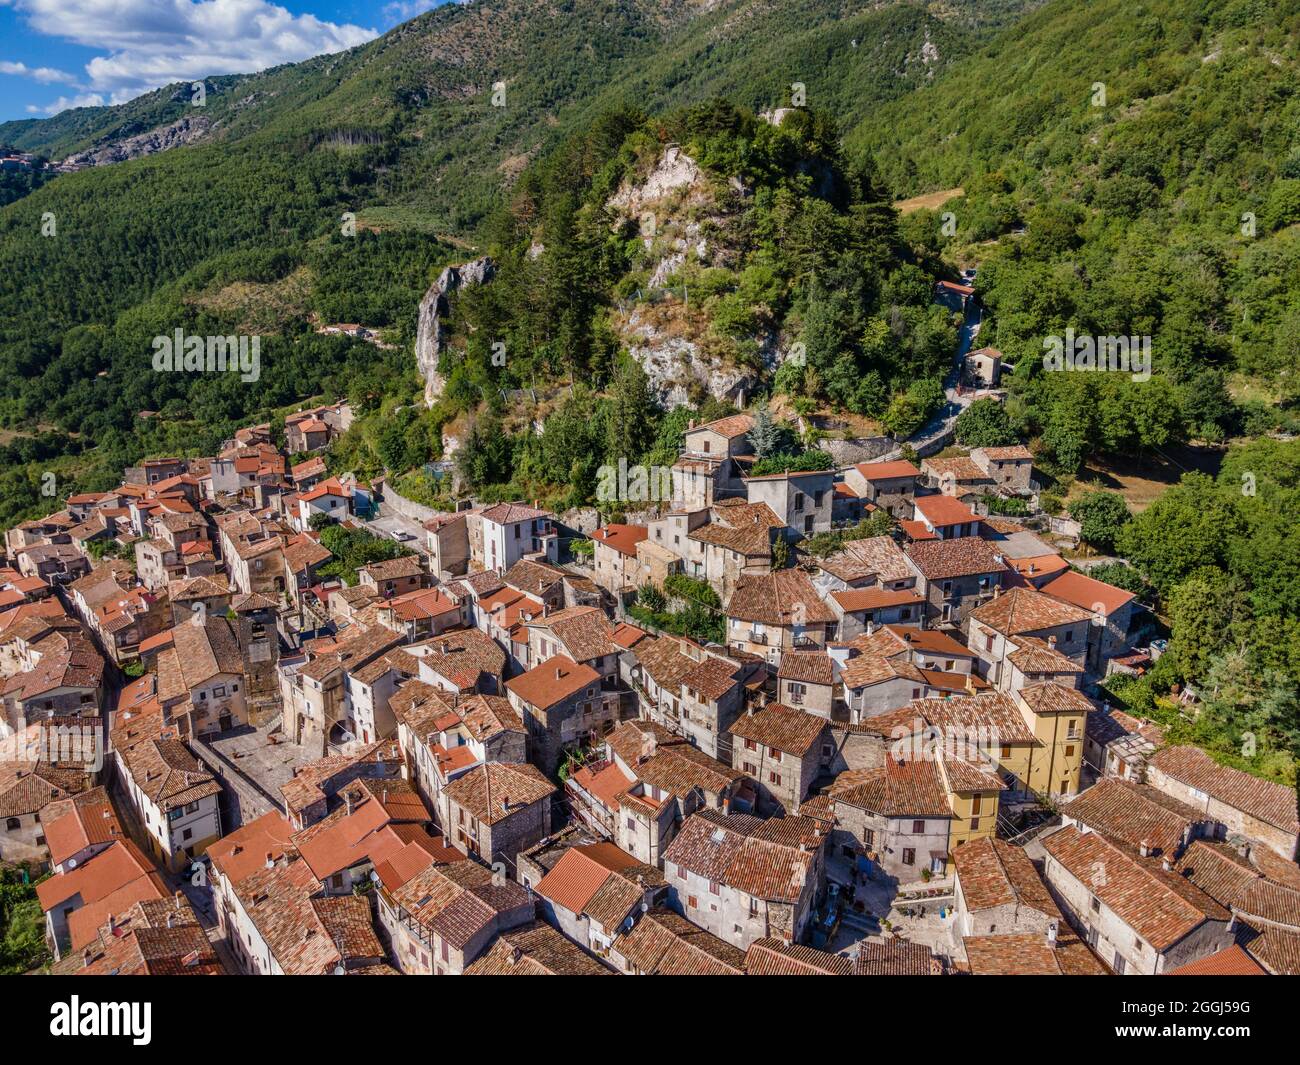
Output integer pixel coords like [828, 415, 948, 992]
[2, 383, 1296, 979]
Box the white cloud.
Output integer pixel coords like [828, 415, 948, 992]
[382, 0, 443, 20]
[4, 0, 378, 109]
[26, 92, 105, 113]
[0, 59, 80, 85]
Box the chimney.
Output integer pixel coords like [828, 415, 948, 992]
[1047, 920, 1059, 949]
[1161, 856, 1172, 872]
[345, 790, 356, 816]
[265, 851, 274, 869]
[1047, 634, 1057, 649]
[501, 794, 510, 815]
[82, 948, 93, 969]
[1138, 839, 1152, 858]
[992, 585, 1001, 599]
[166, 912, 175, 929]
[174, 890, 183, 910]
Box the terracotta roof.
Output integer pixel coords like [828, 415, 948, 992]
[963, 933, 1106, 975]
[37, 839, 168, 950]
[817, 535, 914, 584]
[505, 655, 600, 711]
[914, 494, 979, 527]
[922, 456, 989, 482]
[1043, 826, 1230, 950]
[729, 702, 827, 755]
[1149, 746, 1300, 835]
[1168, 840, 1261, 909]
[479, 502, 551, 525]
[55, 896, 222, 976]
[528, 605, 617, 662]
[392, 860, 529, 948]
[536, 844, 655, 930]
[830, 760, 952, 818]
[592, 523, 648, 557]
[111, 707, 220, 812]
[855, 937, 935, 975]
[465, 921, 614, 975]
[830, 587, 923, 613]
[744, 938, 853, 975]
[953, 836, 1061, 916]
[691, 413, 754, 440]
[777, 649, 835, 685]
[442, 762, 556, 825]
[725, 568, 836, 626]
[39, 786, 121, 864]
[855, 460, 920, 481]
[1166, 944, 1267, 976]
[978, 445, 1034, 461]
[970, 586, 1093, 636]
[905, 536, 1008, 580]
[1040, 569, 1136, 615]
[663, 810, 821, 903]
[612, 905, 746, 975]
[361, 555, 424, 582]
[207, 811, 296, 888]
[1063, 778, 1202, 856]
[870, 690, 1040, 746]
[501, 558, 566, 597]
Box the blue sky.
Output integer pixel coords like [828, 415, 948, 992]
[0, 0, 448, 124]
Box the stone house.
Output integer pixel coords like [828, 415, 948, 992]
[729, 702, 828, 814]
[662, 809, 825, 951]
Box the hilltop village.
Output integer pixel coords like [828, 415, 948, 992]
[2, 401, 1296, 978]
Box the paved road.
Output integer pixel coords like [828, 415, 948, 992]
[875, 292, 983, 463]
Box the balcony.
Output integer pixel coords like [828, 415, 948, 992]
[748, 631, 768, 645]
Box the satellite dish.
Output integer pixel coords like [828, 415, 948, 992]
[66, 858, 77, 869]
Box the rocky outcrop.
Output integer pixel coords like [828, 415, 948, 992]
[59, 115, 214, 168]
[415, 257, 495, 407]
[624, 313, 774, 408]
[607, 145, 702, 214]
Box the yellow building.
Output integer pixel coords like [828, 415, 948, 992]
[939, 757, 1005, 860]
[1014, 683, 1092, 797]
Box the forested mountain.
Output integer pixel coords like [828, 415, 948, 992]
[0, 0, 1022, 523]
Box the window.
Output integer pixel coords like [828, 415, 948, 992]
[768, 747, 781, 761]
[182, 828, 193, 841]
[902, 848, 915, 866]
[5, 817, 19, 831]
[709, 881, 720, 896]
[743, 762, 757, 775]
[912, 820, 925, 834]
[626, 817, 635, 832]
[1133, 936, 1143, 952]
[688, 895, 698, 909]
[1113, 952, 1126, 975]
[213, 685, 226, 698]
[985, 633, 994, 651]
[1065, 745, 1075, 757]
[970, 818, 980, 830]
[971, 795, 982, 815]
[749, 897, 759, 917]
[1090, 895, 1101, 913]
[768, 772, 782, 787]
[1001, 744, 1012, 758]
